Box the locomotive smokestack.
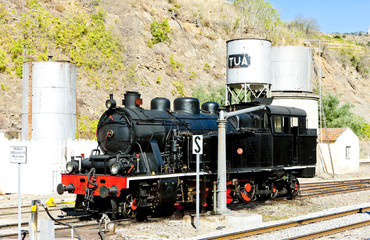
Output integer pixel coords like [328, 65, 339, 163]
[123, 91, 142, 108]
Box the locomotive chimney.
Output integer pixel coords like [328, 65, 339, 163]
[123, 91, 142, 109]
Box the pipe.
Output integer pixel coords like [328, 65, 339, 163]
[216, 105, 266, 214]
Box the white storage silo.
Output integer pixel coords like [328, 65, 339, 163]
[22, 61, 76, 141]
[271, 46, 312, 92]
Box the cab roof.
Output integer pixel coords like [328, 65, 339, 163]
[266, 105, 307, 117]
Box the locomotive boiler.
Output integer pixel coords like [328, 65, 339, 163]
[57, 91, 317, 220]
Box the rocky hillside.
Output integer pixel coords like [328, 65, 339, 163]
[0, 0, 368, 152]
[319, 34, 369, 121]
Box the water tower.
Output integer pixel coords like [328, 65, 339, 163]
[271, 46, 319, 130]
[226, 39, 272, 105]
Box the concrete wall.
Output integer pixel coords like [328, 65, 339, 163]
[0, 135, 96, 194]
[318, 129, 359, 175]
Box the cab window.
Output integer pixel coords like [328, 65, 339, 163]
[273, 116, 290, 133]
[263, 113, 270, 130]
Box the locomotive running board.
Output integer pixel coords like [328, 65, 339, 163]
[125, 165, 316, 187]
[227, 165, 316, 174]
[126, 172, 211, 188]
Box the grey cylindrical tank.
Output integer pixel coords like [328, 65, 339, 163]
[226, 39, 272, 85]
[271, 46, 312, 92]
[22, 61, 76, 141]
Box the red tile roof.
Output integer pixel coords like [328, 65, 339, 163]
[319, 128, 346, 142]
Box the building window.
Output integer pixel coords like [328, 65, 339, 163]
[346, 146, 351, 160]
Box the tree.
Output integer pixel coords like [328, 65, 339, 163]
[233, 0, 281, 39]
[321, 93, 369, 138]
[192, 85, 225, 106]
[288, 15, 320, 36]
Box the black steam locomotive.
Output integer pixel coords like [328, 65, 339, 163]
[57, 91, 316, 219]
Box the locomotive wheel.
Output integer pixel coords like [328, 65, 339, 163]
[270, 185, 278, 199]
[123, 194, 138, 218]
[290, 179, 300, 198]
[237, 181, 256, 203]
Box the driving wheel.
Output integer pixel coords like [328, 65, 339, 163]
[237, 180, 256, 203]
[270, 184, 278, 199]
[290, 179, 300, 198]
[123, 194, 138, 218]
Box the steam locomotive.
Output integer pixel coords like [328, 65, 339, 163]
[57, 91, 316, 220]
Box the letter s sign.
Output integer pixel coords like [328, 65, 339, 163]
[192, 135, 203, 155]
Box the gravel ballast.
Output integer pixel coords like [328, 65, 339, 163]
[0, 168, 368, 239]
[107, 189, 370, 240]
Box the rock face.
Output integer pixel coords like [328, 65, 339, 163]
[0, 0, 368, 149]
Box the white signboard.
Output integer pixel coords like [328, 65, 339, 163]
[192, 135, 203, 155]
[10, 146, 27, 164]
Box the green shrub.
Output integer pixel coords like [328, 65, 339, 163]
[0, 49, 6, 72]
[76, 115, 99, 140]
[172, 80, 185, 96]
[156, 77, 162, 84]
[3, 0, 124, 86]
[189, 72, 197, 80]
[148, 18, 172, 47]
[169, 54, 183, 72]
[1, 84, 9, 90]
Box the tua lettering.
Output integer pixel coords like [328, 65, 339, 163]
[228, 54, 251, 69]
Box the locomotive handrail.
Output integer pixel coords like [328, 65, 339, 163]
[89, 155, 110, 160]
[87, 168, 98, 187]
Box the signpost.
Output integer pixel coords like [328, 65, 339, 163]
[192, 135, 203, 231]
[10, 146, 27, 240]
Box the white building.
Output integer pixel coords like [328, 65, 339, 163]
[0, 137, 96, 194]
[317, 128, 359, 175]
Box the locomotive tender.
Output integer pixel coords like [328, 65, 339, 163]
[57, 91, 316, 219]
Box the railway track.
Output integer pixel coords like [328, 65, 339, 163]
[298, 178, 370, 198]
[285, 220, 370, 240]
[0, 209, 119, 239]
[0, 178, 369, 239]
[0, 205, 73, 217]
[200, 206, 370, 240]
[0, 204, 92, 239]
[300, 178, 370, 190]
[0, 214, 90, 231]
[0, 220, 102, 239]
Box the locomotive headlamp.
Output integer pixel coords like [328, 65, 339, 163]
[110, 162, 122, 175]
[66, 161, 78, 173]
[105, 93, 116, 110]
